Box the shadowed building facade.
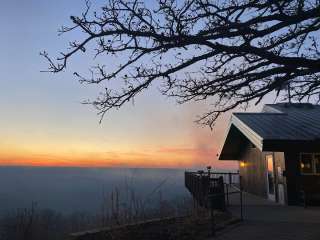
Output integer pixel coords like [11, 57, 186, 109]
[219, 103, 320, 205]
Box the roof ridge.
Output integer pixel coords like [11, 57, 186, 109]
[264, 103, 320, 108]
[233, 112, 286, 115]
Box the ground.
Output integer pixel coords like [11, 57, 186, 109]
[211, 192, 320, 240]
[70, 191, 320, 240]
[69, 211, 234, 240]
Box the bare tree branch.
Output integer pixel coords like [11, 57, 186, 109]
[42, 0, 320, 128]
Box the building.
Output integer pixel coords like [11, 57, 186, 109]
[219, 103, 320, 205]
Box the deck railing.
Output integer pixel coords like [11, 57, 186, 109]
[185, 171, 227, 209]
[208, 171, 240, 185]
[185, 169, 243, 236]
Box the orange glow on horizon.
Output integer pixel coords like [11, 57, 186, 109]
[0, 107, 237, 169]
[0, 145, 238, 169]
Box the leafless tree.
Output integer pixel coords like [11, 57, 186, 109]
[42, 0, 320, 127]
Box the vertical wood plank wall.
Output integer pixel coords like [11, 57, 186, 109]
[239, 143, 268, 198]
[239, 143, 287, 203]
[284, 151, 300, 205]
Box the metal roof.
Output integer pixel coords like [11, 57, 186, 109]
[236, 103, 320, 141]
[219, 103, 320, 160]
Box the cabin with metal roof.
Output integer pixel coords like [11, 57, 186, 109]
[219, 103, 320, 205]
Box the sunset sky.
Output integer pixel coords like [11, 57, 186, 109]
[0, 0, 272, 169]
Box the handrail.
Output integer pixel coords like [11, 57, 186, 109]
[185, 171, 240, 186]
[186, 171, 239, 175]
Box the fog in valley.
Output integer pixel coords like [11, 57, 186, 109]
[0, 167, 189, 215]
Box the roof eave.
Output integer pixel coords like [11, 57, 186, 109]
[231, 114, 264, 151]
[218, 114, 264, 160]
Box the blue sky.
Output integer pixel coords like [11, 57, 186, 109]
[0, 0, 271, 168]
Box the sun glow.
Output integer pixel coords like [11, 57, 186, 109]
[0, 142, 237, 169]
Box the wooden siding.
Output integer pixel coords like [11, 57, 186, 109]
[283, 143, 320, 204]
[284, 151, 300, 205]
[239, 142, 287, 203]
[239, 142, 268, 198]
[284, 150, 320, 205]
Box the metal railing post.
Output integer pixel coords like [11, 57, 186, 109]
[226, 184, 229, 206]
[239, 176, 243, 221]
[240, 189, 243, 221]
[209, 195, 215, 237]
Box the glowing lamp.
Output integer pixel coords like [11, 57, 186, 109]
[240, 161, 246, 167]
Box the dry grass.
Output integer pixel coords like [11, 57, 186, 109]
[70, 210, 236, 240]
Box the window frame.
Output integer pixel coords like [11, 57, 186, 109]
[300, 152, 320, 175]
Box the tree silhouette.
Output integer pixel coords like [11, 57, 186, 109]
[42, 0, 320, 127]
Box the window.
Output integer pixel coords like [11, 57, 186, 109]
[300, 153, 320, 174]
[300, 153, 313, 174]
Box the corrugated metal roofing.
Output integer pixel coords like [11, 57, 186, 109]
[234, 103, 320, 141]
[219, 103, 320, 160]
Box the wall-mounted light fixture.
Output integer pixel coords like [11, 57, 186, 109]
[240, 161, 246, 167]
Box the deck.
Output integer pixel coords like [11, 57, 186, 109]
[210, 191, 320, 240]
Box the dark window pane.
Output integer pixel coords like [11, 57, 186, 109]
[300, 153, 313, 174]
